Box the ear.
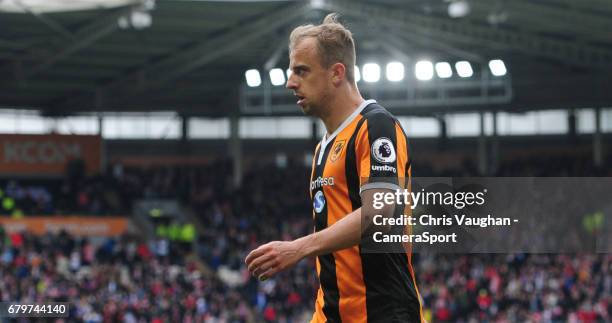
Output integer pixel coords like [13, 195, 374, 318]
[330, 63, 346, 86]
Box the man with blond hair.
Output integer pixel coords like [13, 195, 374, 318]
[246, 13, 424, 322]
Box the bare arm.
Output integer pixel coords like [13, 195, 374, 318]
[245, 189, 394, 280]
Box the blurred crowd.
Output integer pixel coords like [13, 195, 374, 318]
[187, 157, 610, 322]
[0, 159, 232, 217]
[0, 152, 610, 322]
[418, 253, 610, 322]
[0, 228, 255, 322]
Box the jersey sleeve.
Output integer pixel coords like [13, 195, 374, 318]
[355, 110, 403, 194]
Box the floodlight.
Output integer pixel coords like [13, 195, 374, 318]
[386, 62, 405, 82]
[488, 59, 507, 76]
[415, 60, 434, 81]
[435, 62, 453, 78]
[245, 69, 261, 87]
[455, 61, 473, 78]
[269, 68, 285, 86]
[362, 63, 381, 82]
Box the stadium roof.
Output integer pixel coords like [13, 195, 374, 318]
[1, 0, 612, 117]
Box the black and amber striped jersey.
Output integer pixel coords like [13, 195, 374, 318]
[309, 100, 423, 323]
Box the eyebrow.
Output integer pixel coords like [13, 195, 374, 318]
[292, 64, 310, 72]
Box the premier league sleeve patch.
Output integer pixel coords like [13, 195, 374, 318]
[371, 137, 396, 164]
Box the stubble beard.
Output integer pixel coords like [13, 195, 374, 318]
[302, 89, 331, 120]
[302, 101, 328, 120]
[300, 104, 313, 116]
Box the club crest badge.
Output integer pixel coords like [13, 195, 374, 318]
[330, 140, 346, 163]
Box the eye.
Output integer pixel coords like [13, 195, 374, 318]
[294, 67, 306, 76]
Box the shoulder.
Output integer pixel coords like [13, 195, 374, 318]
[358, 102, 398, 133]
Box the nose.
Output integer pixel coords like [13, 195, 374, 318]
[286, 73, 297, 90]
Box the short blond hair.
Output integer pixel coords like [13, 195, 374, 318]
[289, 13, 356, 83]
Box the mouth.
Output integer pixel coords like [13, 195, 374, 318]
[295, 94, 305, 106]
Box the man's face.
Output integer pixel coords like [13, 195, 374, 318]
[286, 37, 332, 117]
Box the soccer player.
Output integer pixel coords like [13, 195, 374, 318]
[245, 13, 423, 322]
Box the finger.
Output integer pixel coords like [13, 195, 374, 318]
[245, 249, 262, 265]
[245, 245, 269, 265]
[254, 257, 281, 277]
[251, 257, 280, 278]
[258, 265, 279, 281]
[247, 253, 275, 274]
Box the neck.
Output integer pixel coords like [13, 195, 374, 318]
[320, 84, 364, 137]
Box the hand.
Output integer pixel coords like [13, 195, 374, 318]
[245, 240, 305, 281]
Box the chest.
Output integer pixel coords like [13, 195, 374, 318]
[310, 136, 351, 195]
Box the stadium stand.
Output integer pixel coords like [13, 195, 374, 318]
[1, 153, 610, 322]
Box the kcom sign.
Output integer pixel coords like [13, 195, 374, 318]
[0, 134, 102, 175]
[4, 141, 81, 164]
